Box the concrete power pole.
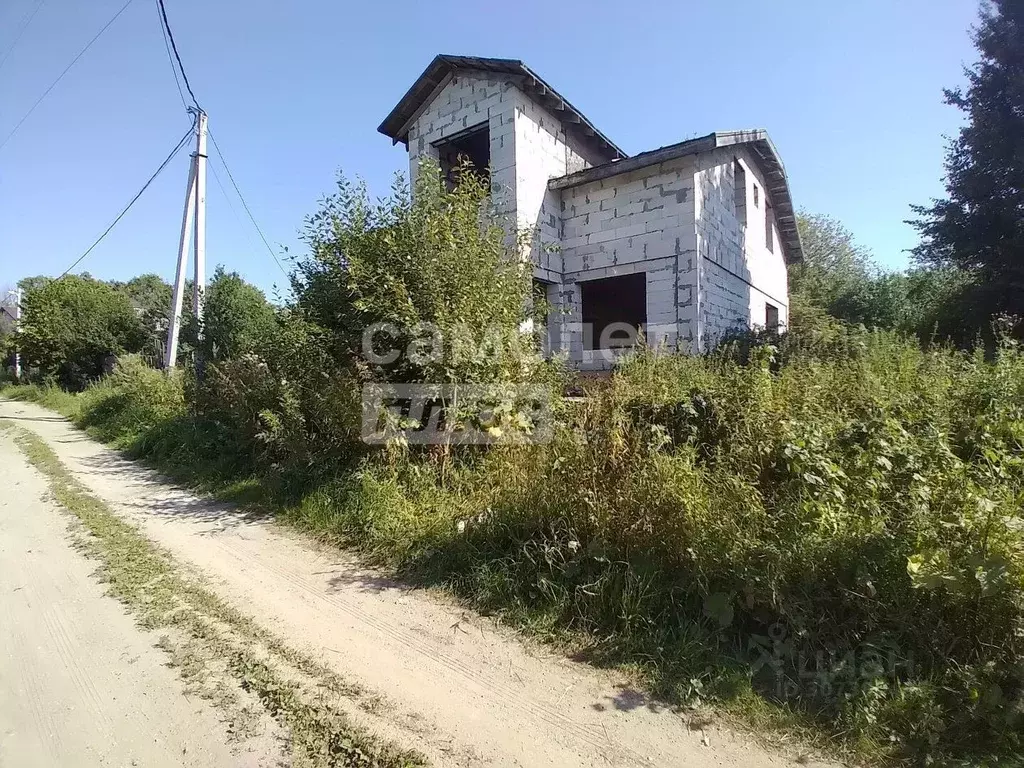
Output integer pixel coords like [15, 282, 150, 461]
[4, 288, 20, 380]
[164, 108, 208, 370]
[12, 287, 20, 380]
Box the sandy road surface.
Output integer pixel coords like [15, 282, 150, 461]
[1, 398, 827, 768]
[0, 432, 282, 768]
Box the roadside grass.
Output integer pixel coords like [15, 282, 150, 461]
[5, 330, 1024, 768]
[0, 379, 866, 766]
[0, 419, 424, 768]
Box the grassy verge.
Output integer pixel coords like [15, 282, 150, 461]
[0, 379, 857, 766]
[5, 331, 1023, 768]
[0, 418, 424, 768]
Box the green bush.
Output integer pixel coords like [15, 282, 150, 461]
[184, 164, 555, 483]
[293, 163, 539, 385]
[184, 267, 277, 363]
[16, 275, 146, 390]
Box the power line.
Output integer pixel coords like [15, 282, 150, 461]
[0, 0, 135, 152]
[208, 130, 289, 278]
[0, 0, 47, 73]
[208, 161, 264, 260]
[151, 0, 284, 281]
[58, 120, 196, 279]
[153, 0, 187, 110]
[155, 0, 200, 109]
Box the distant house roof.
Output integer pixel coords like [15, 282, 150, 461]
[377, 54, 627, 163]
[550, 130, 803, 264]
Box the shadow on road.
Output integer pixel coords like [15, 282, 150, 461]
[72, 449, 273, 529]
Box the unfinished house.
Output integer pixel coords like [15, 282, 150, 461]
[378, 55, 803, 369]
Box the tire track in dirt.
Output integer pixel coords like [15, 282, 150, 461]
[207, 535, 635, 764]
[40, 604, 113, 730]
[2, 398, 826, 768]
[0, 430, 284, 768]
[17, 634, 65, 764]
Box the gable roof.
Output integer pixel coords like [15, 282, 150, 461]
[549, 130, 803, 264]
[377, 55, 627, 163]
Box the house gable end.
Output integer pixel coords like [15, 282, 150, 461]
[378, 55, 625, 166]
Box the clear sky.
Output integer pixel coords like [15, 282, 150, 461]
[0, 0, 980, 296]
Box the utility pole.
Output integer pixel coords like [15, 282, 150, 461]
[12, 287, 20, 380]
[4, 288, 20, 380]
[164, 108, 208, 370]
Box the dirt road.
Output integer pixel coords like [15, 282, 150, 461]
[0, 431, 282, 767]
[0, 398, 822, 767]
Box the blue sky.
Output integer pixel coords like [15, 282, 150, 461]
[0, 0, 979, 296]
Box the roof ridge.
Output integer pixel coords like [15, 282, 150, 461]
[377, 54, 626, 161]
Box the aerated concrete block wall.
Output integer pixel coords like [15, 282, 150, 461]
[695, 147, 789, 347]
[557, 156, 700, 367]
[403, 70, 791, 368]
[512, 89, 609, 282]
[406, 74, 518, 217]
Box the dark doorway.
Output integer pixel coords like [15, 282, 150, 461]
[580, 272, 647, 351]
[532, 278, 554, 355]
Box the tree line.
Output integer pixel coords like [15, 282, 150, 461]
[0, 269, 275, 390]
[793, 0, 1024, 345]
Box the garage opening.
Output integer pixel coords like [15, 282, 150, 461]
[435, 123, 490, 190]
[580, 272, 647, 351]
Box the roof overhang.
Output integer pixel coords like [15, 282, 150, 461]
[549, 130, 803, 264]
[377, 55, 627, 164]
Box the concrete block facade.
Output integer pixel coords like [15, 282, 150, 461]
[695, 147, 789, 345]
[405, 74, 519, 217]
[380, 57, 801, 370]
[557, 157, 699, 362]
[512, 88, 609, 281]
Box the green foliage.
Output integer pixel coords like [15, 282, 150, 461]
[790, 213, 915, 332]
[293, 163, 537, 384]
[17, 275, 52, 295]
[305, 332, 1023, 764]
[110, 273, 174, 361]
[188, 315, 364, 476]
[0, 293, 16, 376]
[791, 214, 977, 344]
[174, 164, 543, 482]
[791, 213, 876, 313]
[16, 274, 146, 390]
[10, 163, 1024, 764]
[186, 267, 276, 363]
[899, 267, 979, 343]
[112, 273, 171, 313]
[28, 328, 1024, 764]
[911, 0, 1024, 335]
[74, 356, 187, 454]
